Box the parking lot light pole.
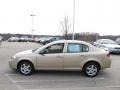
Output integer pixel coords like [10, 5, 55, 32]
[30, 14, 36, 39]
[72, 0, 75, 40]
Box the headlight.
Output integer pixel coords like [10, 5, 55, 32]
[104, 47, 109, 51]
[101, 47, 109, 51]
[11, 56, 17, 60]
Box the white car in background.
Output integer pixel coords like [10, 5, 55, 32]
[0, 36, 3, 46]
[0, 36, 3, 40]
[94, 39, 120, 54]
[9, 40, 111, 77]
[116, 38, 120, 45]
[8, 37, 19, 42]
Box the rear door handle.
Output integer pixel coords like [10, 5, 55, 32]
[80, 55, 84, 57]
[56, 55, 63, 58]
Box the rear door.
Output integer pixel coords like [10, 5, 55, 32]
[64, 43, 89, 70]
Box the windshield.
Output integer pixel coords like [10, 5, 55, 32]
[102, 40, 117, 44]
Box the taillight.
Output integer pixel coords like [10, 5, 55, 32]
[107, 53, 110, 57]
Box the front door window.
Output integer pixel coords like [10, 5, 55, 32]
[40, 43, 64, 54]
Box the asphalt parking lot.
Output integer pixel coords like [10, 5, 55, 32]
[0, 42, 120, 90]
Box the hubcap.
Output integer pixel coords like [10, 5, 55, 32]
[86, 65, 98, 76]
[20, 63, 31, 74]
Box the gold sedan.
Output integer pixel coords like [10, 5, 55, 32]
[9, 40, 111, 77]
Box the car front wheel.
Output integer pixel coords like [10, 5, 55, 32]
[83, 62, 99, 77]
[18, 61, 34, 75]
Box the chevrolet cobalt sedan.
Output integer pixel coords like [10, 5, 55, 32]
[9, 40, 111, 77]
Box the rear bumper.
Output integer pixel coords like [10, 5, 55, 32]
[101, 58, 112, 69]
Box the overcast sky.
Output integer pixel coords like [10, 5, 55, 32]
[0, 0, 120, 35]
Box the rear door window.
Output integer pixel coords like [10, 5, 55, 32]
[67, 43, 89, 53]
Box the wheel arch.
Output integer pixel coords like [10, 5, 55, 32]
[82, 60, 101, 70]
[17, 59, 35, 70]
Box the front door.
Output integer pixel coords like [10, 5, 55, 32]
[36, 43, 64, 70]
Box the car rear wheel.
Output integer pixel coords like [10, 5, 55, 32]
[18, 61, 34, 75]
[83, 62, 99, 77]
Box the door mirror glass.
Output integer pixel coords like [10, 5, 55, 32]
[39, 49, 47, 55]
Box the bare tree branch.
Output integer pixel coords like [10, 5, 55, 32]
[60, 16, 71, 39]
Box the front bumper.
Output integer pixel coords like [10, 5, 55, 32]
[9, 59, 17, 70]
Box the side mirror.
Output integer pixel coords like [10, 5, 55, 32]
[39, 50, 46, 55]
[39, 49, 48, 55]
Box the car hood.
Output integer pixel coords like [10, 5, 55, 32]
[104, 44, 120, 48]
[15, 50, 33, 56]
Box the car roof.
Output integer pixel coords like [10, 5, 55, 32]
[50, 40, 91, 45]
[96, 39, 114, 42]
[98, 39, 113, 41]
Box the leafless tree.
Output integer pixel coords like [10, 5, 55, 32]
[60, 16, 71, 39]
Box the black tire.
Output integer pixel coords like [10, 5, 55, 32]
[82, 62, 99, 77]
[18, 61, 34, 75]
